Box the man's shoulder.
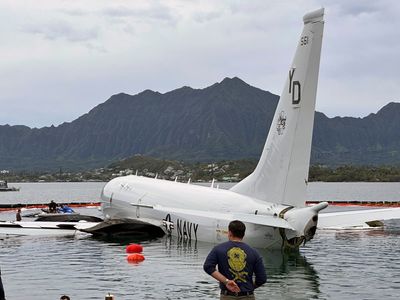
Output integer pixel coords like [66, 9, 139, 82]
[213, 241, 260, 253]
[214, 241, 232, 250]
[214, 241, 254, 251]
[234, 242, 261, 257]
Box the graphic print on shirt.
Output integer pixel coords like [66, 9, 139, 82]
[227, 247, 248, 282]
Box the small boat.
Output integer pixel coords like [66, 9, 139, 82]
[34, 212, 103, 222]
[0, 180, 19, 192]
[0, 204, 102, 236]
[22, 205, 103, 223]
[0, 220, 99, 237]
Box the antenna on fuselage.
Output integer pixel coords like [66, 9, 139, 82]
[211, 178, 215, 188]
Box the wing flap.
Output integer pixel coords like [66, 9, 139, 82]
[233, 213, 295, 230]
[318, 208, 400, 229]
[154, 206, 294, 230]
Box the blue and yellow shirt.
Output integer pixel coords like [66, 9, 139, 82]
[203, 241, 267, 292]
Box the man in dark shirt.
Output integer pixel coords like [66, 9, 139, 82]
[203, 220, 267, 299]
[16, 209, 22, 221]
[48, 200, 57, 213]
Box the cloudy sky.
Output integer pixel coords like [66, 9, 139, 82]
[0, 0, 399, 128]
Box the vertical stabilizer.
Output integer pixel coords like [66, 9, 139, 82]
[230, 8, 324, 207]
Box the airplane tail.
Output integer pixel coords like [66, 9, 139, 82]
[230, 8, 325, 207]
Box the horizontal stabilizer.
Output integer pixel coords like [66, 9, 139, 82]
[318, 208, 400, 229]
[154, 206, 295, 230]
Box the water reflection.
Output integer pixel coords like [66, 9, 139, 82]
[1, 182, 399, 299]
[4, 228, 399, 300]
[92, 235, 322, 299]
[259, 249, 320, 299]
[148, 236, 320, 299]
[164, 235, 198, 255]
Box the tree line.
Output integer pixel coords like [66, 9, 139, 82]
[308, 165, 400, 182]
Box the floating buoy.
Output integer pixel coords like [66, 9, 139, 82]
[127, 253, 145, 263]
[126, 243, 143, 253]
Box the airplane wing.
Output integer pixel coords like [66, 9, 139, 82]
[318, 208, 400, 229]
[153, 205, 295, 230]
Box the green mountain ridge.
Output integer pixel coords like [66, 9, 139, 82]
[0, 77, 399, 171]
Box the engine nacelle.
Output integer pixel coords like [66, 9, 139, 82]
[281, 202, 328, 248]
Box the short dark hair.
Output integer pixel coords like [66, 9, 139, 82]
[228, 220, 246, 239]
[60, 296, 70, 300]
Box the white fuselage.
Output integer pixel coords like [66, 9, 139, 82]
[101, 176, 311, 249]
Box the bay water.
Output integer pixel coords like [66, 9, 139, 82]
[0, 182, 399, 299]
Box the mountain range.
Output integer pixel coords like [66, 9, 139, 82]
[1, 77, 399, 171]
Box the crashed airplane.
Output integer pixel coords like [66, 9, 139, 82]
[7, 9, 399, 248]
[97, 8, 400, 249]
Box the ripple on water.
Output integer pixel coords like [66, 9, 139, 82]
[0, 222, 399, 299]
[302, 225, 400, 300]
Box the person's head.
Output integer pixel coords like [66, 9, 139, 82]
[17, 209, 21, 213]
[60, 295, 70, 300]
[228, 220, 246, 239]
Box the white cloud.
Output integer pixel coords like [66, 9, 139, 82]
[0, 0, 399, 127]
[23, 20, 99, 42]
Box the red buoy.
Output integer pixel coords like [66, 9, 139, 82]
[126, 243, 143, 253]
[127, 253, 145, 263]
